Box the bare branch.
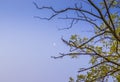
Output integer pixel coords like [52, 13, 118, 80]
[58, 19, 75, 30]
[103, 0, 116, 31]
[104, 0, 116, 17]
[33, 1, 101, 20]
[94, 36, 113, 44]
[59, 16, 101, 31]
[51, 52, 96, 59]
[34, 13, 58, 20]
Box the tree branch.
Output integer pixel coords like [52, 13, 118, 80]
[33, 1, 101, 20]
[78, 61, 106, 72]
[103, 0, 116, 31]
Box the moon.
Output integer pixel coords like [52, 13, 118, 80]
[53, 42, 56, 47]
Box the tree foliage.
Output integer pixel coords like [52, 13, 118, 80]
[34, 0, 120, 81]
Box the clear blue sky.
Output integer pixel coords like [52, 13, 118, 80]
[0, 0, 93, 82]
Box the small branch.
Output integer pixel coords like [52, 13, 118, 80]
[78, 31, 106, 48]
[78, 61, 106, 72]
[103, 0, 116, 31]
[104, 0, 116, 17]
[59, 16, 101, 31]
[94, 36, 113, 44]
[58, 19, 75, 30]
[51, 52, 96, 59]
[34, 13, 58, 20]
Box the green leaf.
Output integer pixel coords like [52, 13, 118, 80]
[89, 56, 97, 64]
[70, 35, 77, 40]
[77, 75, 85, 79]
[69, 77, 74, 82]
[115, 75, 120, 82]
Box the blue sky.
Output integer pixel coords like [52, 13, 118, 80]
[0, 0, 93, 82]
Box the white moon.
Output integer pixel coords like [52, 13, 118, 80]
[53, 42, 56, 46]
